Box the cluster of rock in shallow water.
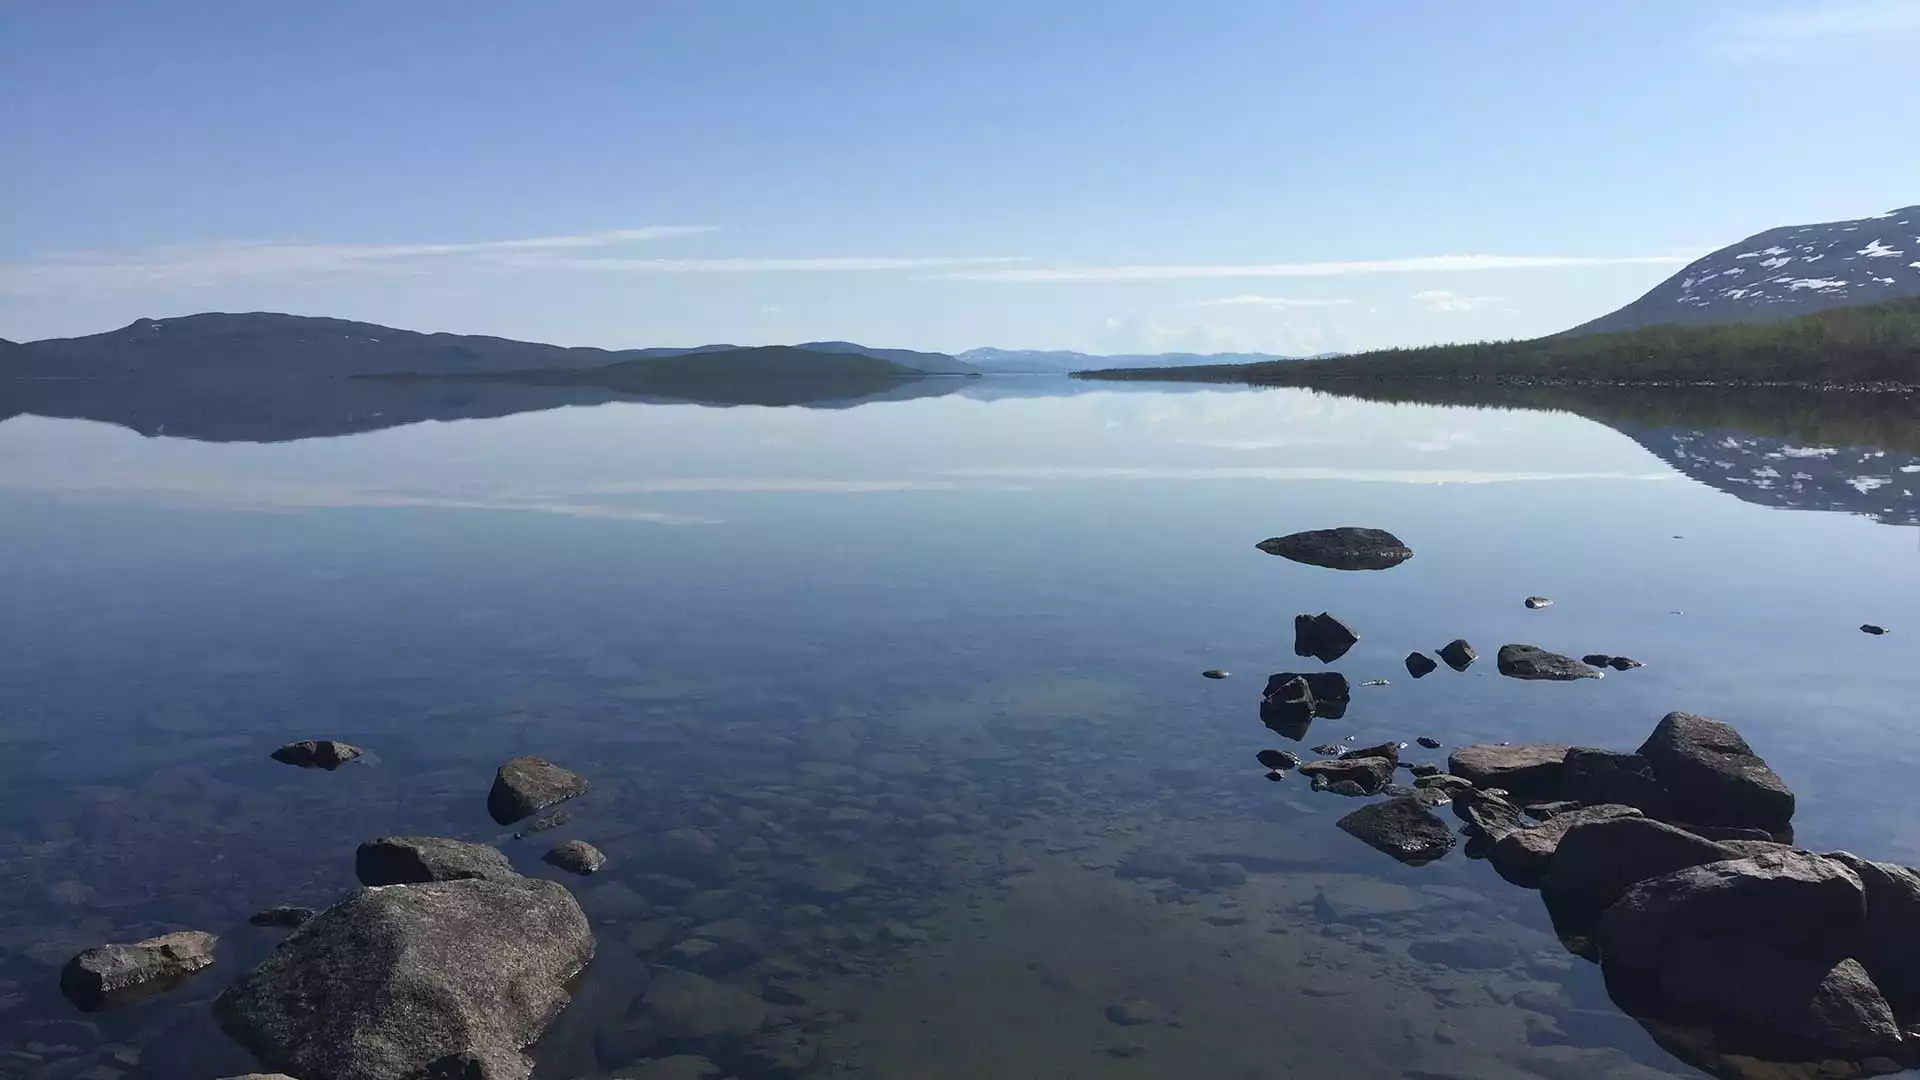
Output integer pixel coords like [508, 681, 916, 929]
[1235, 527, 1920, 1073]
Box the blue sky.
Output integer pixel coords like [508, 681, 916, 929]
[3, 0, 1917, 354]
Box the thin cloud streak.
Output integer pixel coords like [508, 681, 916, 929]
[933, 253, 1694, 282]
[1195, 295, 1355, 308]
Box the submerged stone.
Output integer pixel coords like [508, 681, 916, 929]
[61, 931, 217, 1011]
[270, 740, 363, 770]
[1337, 796, 1456, 865]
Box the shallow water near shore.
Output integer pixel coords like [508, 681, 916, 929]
[1, 380, 1917, 1079]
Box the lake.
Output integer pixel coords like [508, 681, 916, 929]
[1, 378, 1917, 1080]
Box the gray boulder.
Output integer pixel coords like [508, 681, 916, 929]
[1637, 712, 1794, 830]
[1336, 796, 1455, 865]
[487, 756, 589, 826]
[1562, 748, 1672, 817]
[60, 930, 217, 1011]
[215, 878, 594, 1080]
[542, 840, 607, 876]
[1599, 849, 1867, 986]
[1541, 816, 1736, 914]
[1298, 755, 1395, 795]
[1447, 743, 1573, 799]
[1487, 804, 1641, 883]
[1255, 526, 1412, 570]
[1496, 644, 1601, 681]
[356, 837, 519, 887]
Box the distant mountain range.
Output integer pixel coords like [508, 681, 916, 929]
[1566, 205, 1920, 336]
[958, 347, 1320, 373]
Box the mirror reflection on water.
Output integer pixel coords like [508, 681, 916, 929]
[1, 378, 1916, 1080]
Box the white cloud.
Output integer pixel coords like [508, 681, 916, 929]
[933, 252, 1691, 282]
[1414, 289, 1503, 312]
[1194, 294, 1355, 308]
[1712, 1, 1920, 57]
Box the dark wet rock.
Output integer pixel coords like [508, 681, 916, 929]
[1294, 611, 1359, 663]
[1408, 934, 1521, 970]
[1581, 654, 1614, 668]
[735, 1026, 820, 1077]
[486, 756, 589, 826]
[1637, 712, 1794, 830]
[1562, 748, 1672, 818]
[1408, 763, 1440, 778]
[60, 931, 217, 1011]
[1496, 645, 1601, 682]
[1437, 639, 1477, 671]
[270, 739, 363, 770]
[1310, 742, 1346, 756]
[1609, 656, 1644, 671]
[248, 906, 317, 929]
[1416, 736, 1441, 749]
[1259, 675, 1316, 730]
[216, 879, 592, 1080]
[1298, 755, 1395, 795]
[1202, 668, 1230, 680]
[1344, 741, 1401, 764]
[1862, 624, 1888, 635]
[1447, 743, 1573, 799]
[1524, 596, 1555, 610]
[511, 810, 572, 839]
[1542, 816, 1737, 916]
[1412, 773, 1473, 796]
[1103, 999, 1169, 1026]
[1255, 748, 1301, 771]
[1405, 652, 1439, 679]
[1523, 799, 1581, 819]
[1487, 804, 1641, 884]
[1263, 671, 1351, 707]
[542, 840, 607, 876]
[632, 969, 768, 1049]
[1264, 769, 1287, 782]
[1337, 796, 1456, 865]
[1256, 526, 1412, 571]
[1452, 787, 1529, 843]
[1600, 849, 1867, 993]
[1315, 779, 1371, 797]
[1657, 941, 1900, 1055]
[357, 836, 519, 887]
[1829, 853, 1920, 1008]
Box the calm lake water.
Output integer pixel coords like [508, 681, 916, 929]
[1, 379, 1917, 1080]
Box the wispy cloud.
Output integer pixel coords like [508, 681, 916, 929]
[933, 253, 1692, 283]
[1414, 289, 1502, 313]
[1, 226, 719, 293]
[1712, 1, 1920, 57]
[1194, 294, 1355, 308]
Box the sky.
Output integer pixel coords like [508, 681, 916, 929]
[3, 0, 1917, 355]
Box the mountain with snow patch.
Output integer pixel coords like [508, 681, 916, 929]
[1565, 205, 1920, 336]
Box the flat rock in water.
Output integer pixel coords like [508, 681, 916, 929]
[61, 930, 217, 1011]
[1447, 743, 1573, 799]
[1255, 748, 1301, 771]
[1524, 596, 1555, 609]
[1417, 736, 1441, 749]
[1437, 639, 1477, 672]
[248, 906, 317, 929]
[1495, 644, 1601, 682]
[1344, 741, 1401, 765]
[487, 756, 589, 825]
[215, 878, 594, 1080]
[542, 840, 607, 875]
[1294, 611, 1359, 663]
[1255, 527, 1413, 571]
[1337, 796, 1456, 865]
[1299, 756, 1396, 795]
[270, 740, 363, 770]
[1862, 624, 1888, 635]
[1541, 816, 1737, 915]
[356, 836, 520, 887]
[1405, 652, 1439, 679]
[1608, 656, 1644, 671]
[1637, 712, 1794, 831]
[1201, 669, 1230, 680]
[1487, 804, 1641, 883]
[1263, 671, 1351, 706]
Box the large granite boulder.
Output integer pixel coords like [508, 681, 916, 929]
[215, 879, 594, 1080]
[1255, 527, 1412, 570]
[1496, 644, 1602, 682]
[60, 930, 217, 1011]
[356, 837, 520, 887]
[1447, 743, 1573, 799]
[487, 756, 589, 826]
[1637, 712, 1794, 831]
[1487, 804, 1641, 883]
[1561, 748, 1672, 818]
[1542, 816, 1737, 915]
[1336, 796, 1455, 865]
